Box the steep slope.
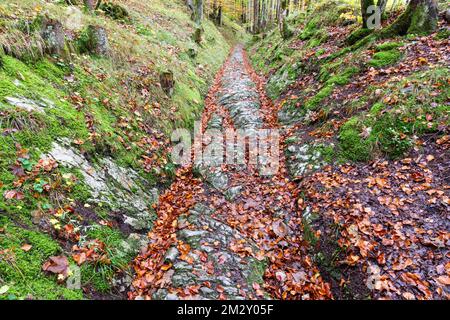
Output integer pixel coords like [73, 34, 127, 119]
[249, 1, 449, 299]
[0, 0, 245, 299]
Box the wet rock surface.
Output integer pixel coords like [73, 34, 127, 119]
[5, 96, 55, 113]
[285, 140, 329, 178]
[41, 18, 65, 55]
[131, 47, 332, 301]
[218, 49, 263, 130]
[44, 139, 156, 231]
[154, 203, 266, 300]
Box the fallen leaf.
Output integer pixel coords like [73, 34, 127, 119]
[3, 190, 25, 200]
[20, 244, 32, 252]
[42, 255, 69, 278]
[0, 285, 9, 295]
[272, 220, 288, 238]
[161, 263, 172, 271]
[436, 275, 450, 286]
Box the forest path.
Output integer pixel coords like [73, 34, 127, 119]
[129, 46, 332, 300]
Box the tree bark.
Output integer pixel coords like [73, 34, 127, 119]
[195, 0, 204, 24]
[377, 0, 387, 17]
[84, 0, 96, 12]
[361, 0, 375, 29]
[382, 0, 438, 37]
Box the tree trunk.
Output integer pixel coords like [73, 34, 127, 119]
[278, 0, 287, 34]
[195, 0, 204, 24]
[253, 0, 259, 34]
[377, 0, 387, 17]
[382, 0, 438, 37]
[84, 0, 96, 12]
[361, 0, 375, 29]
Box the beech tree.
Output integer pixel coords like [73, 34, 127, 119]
[361, 0, 375, 29]
[383, 0, 438, 36]
[83, 0, 102, 11]
[83, 0, 95, 11]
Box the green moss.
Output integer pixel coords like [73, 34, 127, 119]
[368, 49, 402, 68]
[346, 28, 373, 46]
[93, 225, 129, 264]
[372, 113, 413, 158]
[247, 257, 267, 286]
[319, 60, 342, 82]
[339, 117, 372, 162]
[267, 61, 304, 99]
[375, 41, 404, 51]
[325, 67, 359, 86]
[79, 225, 132, 293]
[172, 82, 202, 129]
[300, 17, 320, 40]
[435, 28, 450, 40]
[315, 144, 335, 163]
[305, 85, 334, 110]
[315, 48, 326, 57]
[0, 218, 82, 300]
[63, 168, 92, 203]
[80, 264, 113, 294]
[408, 3, 438, 35]
[99, 2, 130, 21]
[281, 19, 293, 40]
[369, 102, 384, 115]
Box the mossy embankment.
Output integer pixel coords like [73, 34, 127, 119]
[249, 1, 448, 164]
[249, 0, 449, 298]
[0, 0, 245, 300]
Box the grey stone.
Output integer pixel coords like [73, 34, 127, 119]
[166, 294, 179, 300]
[200, 287, 215, 295]
[164, 247, 179, 263]
[153, 289, 168, 300]
[174, 261, 193, 271]
[5, 96, 50, 113]
[206, 170, 229, 191]
[41, 18, 65, 55]
[217, 276, 232, 286]
[223, 286, 238, 295]
[207, 114, 223, 130]
[43, 140, 155, 230]
[87, 25, 109, 56]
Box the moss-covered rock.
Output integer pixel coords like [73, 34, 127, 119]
[99, 2, 129, 21]
[41, 18, 65, 55]
[339, 117, 372, 162]
[369, 49, 402, 68]
[267, 61, 304, 99]
[346, 28, 373, 46]
[305, 85, 334, 110]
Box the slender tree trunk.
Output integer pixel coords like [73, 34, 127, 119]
[279, 0, 292, 39]
[377, 0, 388, 17]
[196, 0, 204, 24]
[186, 0, 195, 17]
[253, 0, 259, 33]
[84, 0, 96, 11]
[361, 0, 375, 29]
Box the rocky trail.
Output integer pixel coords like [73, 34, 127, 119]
[129, 46, 332, 300]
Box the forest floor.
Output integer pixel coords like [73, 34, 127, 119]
[130, 44, 449, 301]
[1, 1, 448, 301]
[130, 46, 332, 300]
